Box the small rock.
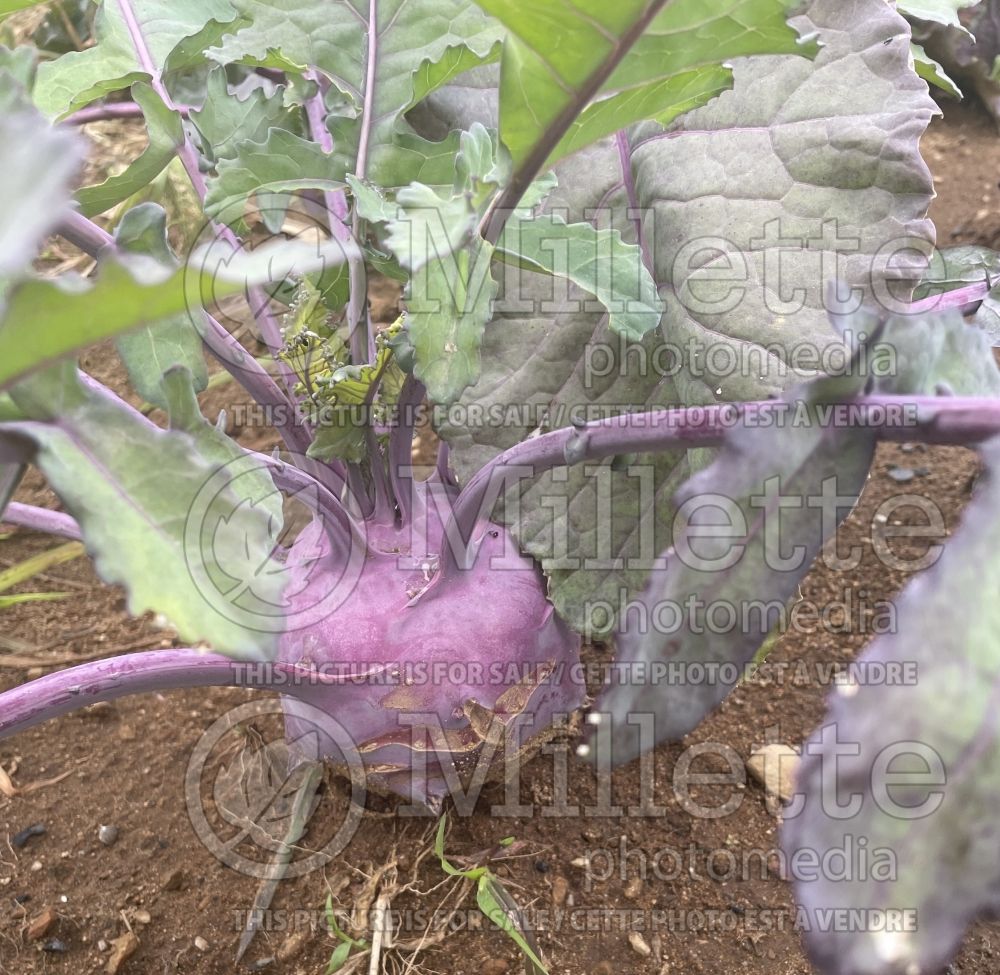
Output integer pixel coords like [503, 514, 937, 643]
[30, 860, 43, 872]
[12, 824, 46, 849]
[161, 867, 186, 892]
[551, 876, 568, 907]
[118, 725, 136, 742]
[594, 963, 614, 975]
[276, 929, 310, 962]
[481, 961, 509, 975]
[746, 744, 800, 803]
[42, 938, 68, 953]
[98, 825, 120, 847]
[105, 931, 139, 975]
[629, 931, 652, 958]
[97, 939, 109, 952]
[887, 466, 915, 483]
[133, 910, 151, 925]
[248, 959, 275, 972]
[533, 859, 550, 874]
[194, 936, 210, 952]
[26, 906, 57, 941]
[624, 876, 643, 901]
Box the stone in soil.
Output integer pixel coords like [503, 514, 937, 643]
[746, 744, 801, 803]
[26, 906, 57, 940]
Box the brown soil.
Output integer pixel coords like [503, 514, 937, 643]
[2, 101, 1000, 975]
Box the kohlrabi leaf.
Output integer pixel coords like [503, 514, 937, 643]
[874, 310, 1000, 396]
[974, 284, 1000, 345]
[112, 204, 208, 409]
[0, 233, 355, 393]
[0, 87, 81, 282]
[204, 128, 343, 228]
[913, 244, 1000, 300]
[0, 461, 24, 519]
[782, 434, 1000, 975]
[33, 0, 238, 119]
[190, 65, 292, 168]
[911, 41, 962, 98]
[475, 0, 815, 199]
[76, 82, 184, 217]
[4, 364, 282, 659]
[896, 0, 978, 29]
[0, 45, 37, 88]
[161, 366, 282, 527]
[496, 213, 663, 341]
[434, 0, 938, 635]
[383, 183, 497, 404]
[207, 0, 502, 186]
[584, 334, 870, 764]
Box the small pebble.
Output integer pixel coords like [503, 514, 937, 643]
[134, 910, 151, 925]
[12, 824, 46, 849]
[97, 939, 109, 952]
[161, 867, 186, 891]
[887, 466, 915, 483]
[194, 936, 210, 952]
[13, 893, 31, 905]
[534, 859, 550, 874]
[30, 860, 43, 873]
[98, 825, 120, 847]
[26, 906, 57, 941]
[42, 938, 68, 953]
[551, 876, 568, 907]
[629, 931, 652, 957]
[248, 960, 275, 972]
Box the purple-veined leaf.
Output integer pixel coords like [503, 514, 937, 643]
[33, 0, 238, 119]
[208, 0, 502, 186]
[585, 348, 875, 765]
[432, 0, 938, 636]
[782, 432, 1000, 975]
[1, 364, 284, 660]
[75, 82, 184, 217]
[112, 204, 209, 409]
[0, 85, 81, 282]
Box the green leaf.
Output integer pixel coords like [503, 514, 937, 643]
[897, 0, 978, 29]
[207, 0, 502, 186]
[0, 232, 355, 393]
[112, 204, 208, 410]
[476, 875, 548, 975]
[382, 183, 496, 403]
[5, 364, 282, 659]
[476, 0, 814, 178]
[590, 341, 876, 764]
[875, 310, 1000, 397]
[783, 434, 1000, 975]
[0, 541, 85, 593]
[434, 0, 938, 635]
[0, 592, 71, 609]
[0, 86, 81, 281]
[76, 83, 184, 217]
[911, 42, 962, 98]
[0, 0, 49, 17]
[34, 0, 239, 119]
[913, 245, 1000, 300]
[190, 65, 292, 167]
[205, 127, 343, 227]
[497, 213, 663, 341]
[324, 941, 352, 974]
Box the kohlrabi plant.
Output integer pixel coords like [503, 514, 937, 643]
[2, 0, 1000, 973]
